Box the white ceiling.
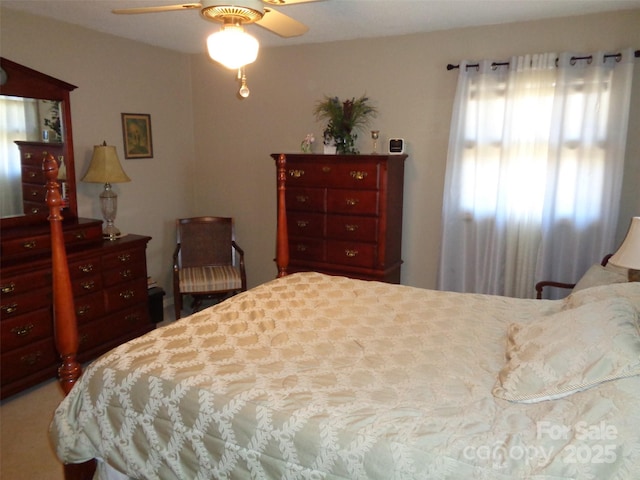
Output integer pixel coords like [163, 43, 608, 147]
[3, 0, 640, 54]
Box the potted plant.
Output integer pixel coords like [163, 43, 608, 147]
[314, 94, 377, 154]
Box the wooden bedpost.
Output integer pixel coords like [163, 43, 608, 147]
[44, 154, 82, 395]
[276, 153, 289, 277]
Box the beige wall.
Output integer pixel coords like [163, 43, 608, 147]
[2, 7, 639, 304]
[1, 8, 196, 297]
[191, 9, 640, 290]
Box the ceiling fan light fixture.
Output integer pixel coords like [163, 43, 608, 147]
[207, 24, 259, 69]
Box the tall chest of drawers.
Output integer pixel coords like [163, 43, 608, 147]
[1, 219, 153, 399]
[272, 153, 407, 283]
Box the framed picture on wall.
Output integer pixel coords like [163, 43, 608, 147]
[121, 113, 153, 159]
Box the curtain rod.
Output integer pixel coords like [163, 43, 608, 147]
[446, 49, 640, 71]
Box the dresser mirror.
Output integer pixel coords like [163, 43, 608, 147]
[0, 57, 78, 228]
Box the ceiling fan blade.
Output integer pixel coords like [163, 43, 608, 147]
[263, 0, 322, 4]
[256, 7, 308, 37]
[112, 3, 201, 15]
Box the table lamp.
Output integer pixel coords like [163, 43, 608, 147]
[81, 142, 130, 240]
[609, 216, 640, 282]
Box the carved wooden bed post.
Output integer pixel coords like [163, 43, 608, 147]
[45, 155, 96, 480]
[44, 154, 82, 394]
[276, 153, 289, 277]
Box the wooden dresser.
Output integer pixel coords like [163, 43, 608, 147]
[272, 153, 407, 283]
[1, 219, 153, 399]
[16, 141, 69, 217]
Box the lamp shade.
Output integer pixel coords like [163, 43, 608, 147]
[609, 217, 640, 270]
[82, 144, 130, 184]
[207, 24, 259, 70]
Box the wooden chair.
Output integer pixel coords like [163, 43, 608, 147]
[535, 254, 613, 299]
[172, 217, 247, 319]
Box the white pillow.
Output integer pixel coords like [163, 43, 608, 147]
[492, 297, 640, 403]
[572, 263, 627, 292]
[564, 282, 640, 311]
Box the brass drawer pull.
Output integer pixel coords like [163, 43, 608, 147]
[23, 240, 37, 249]
[11, 324, 34, 337]
[345, 224, 359, 232]
[296, 220, 309, 228]
[345, 249, 359, 257]
[120, 269, 133, 279]
[125, 313, 140, 323]
[322, 166, 331, 173]
[120, 290, 135, 300]
[1, 282, 16, 294]
[296, 244, 308, 252]
[345, 198, 360, 206]
[289, 169, 305, 178]
[75, 230, 87, 240]
[118, 253, 131, 263]
[25, 153, 32, 159]
[30, 207, 41, 214]
[21, 351, 42, 366]
[30, 190, 39, 197]
[81, 280, 95, 291]
[28, 171, 37, 178]
[2, 303, 19, 314]
[350, 171, 368, 181]
[78, 264, 94, 273]
[76, 305, 91, 316]
[295, 195, 309, 204]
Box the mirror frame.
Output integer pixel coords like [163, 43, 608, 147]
[0, 57, 78, 228]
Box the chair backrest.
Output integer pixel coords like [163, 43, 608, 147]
[177, 217, 235, 268]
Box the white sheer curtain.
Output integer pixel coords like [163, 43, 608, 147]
[1, 96, 39, 217]
[438, 49, 635, 298]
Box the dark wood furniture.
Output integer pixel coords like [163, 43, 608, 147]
[1, 57, 78, 227]
[172, 216, 247, 319]
[271, 153, 407, 283]
[535, 254, 613, 299]
[1, 217, 153, 399]
[15, 141, 70, 216]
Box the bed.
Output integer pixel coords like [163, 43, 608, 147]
[46, 154, 640, 479]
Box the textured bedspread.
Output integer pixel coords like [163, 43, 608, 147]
[50, 272, 640, 479]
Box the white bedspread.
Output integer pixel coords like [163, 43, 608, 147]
[50, 272, 640, 479]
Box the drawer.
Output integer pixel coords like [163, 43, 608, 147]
[102, 247, 147, 270]
[1, 232, 51, 257]
[286, 187, 326, 212]
[21, 201, 47, 216]
[1, 290, 52, 318]
[289, 237, 325, 261]
[68, 258, 101, 279]
[1, 270, 51, 298]
[103, 260, 147, 287]
[20, 143, 63, 166]
[287, 212, 325, 238]
[327, 189, 379, 215]
[1, 308, 52, 352]
[74, 291, 105, 324]
[71, 272, 102, 297]
[22, 182, 47, 204]
[1, 337, 58, 385]
[329, 163, 380, 189]
[326, 241, 377, 268]
[327, 215, 378, 241]
[104, 279, 147, 312]
[63, 223, 103, 245]
[78, 304, 150, 354]
[21, 163, 46, 184]
[286, 162, 334, 186]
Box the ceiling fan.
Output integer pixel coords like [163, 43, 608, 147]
[113, 0, 321, 97]
[112, 0, 318, 39]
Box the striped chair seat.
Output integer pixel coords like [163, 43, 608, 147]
[179, 265, 243, 293]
